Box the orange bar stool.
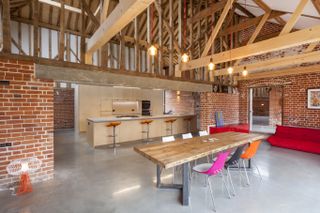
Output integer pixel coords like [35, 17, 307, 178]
[165, 118, 177, 135]
[184, 117, 193, 132]
[140, 120, 153, 143]
[106, 122, 121, 154]
[241, 140, 262, 185]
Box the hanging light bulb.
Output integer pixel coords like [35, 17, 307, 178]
[242, 66, 248, 76]
[148, 45, 157, 56]
[208, 58, 215, 71]
[227, 66, 234, 74]
[181, 53, 189, 63]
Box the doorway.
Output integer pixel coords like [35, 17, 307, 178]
[249, 86, 283, 133]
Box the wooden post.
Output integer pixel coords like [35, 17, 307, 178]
[80, 1, 86, 64]
[48, 29, 52, 58]
[33, 0, 39, 57]
[134, 17, 140, 72]
[66, 32, 70, 62]
[59, 0, 65, 61]
[169, 0, 173, 76]
[2, 0, 10, 53]
[158, 0, 163, 75]
[147, 6, 151, 73]
[119, 31, 125, 70]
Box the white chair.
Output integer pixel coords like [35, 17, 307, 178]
[182, 133, 193, 139]
[199, 130, 209, 137]
[162, 136, 175, 143]
[199, 130, 209, 136]
[199, 130, 211, 163]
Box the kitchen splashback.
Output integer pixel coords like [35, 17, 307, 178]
[112, 100, 140, 115]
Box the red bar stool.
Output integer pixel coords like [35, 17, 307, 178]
[140, 120, 153, 143]
[106, 122, 121, 154]
[184, 117, 193, 132]
[165, 118, 177, 136]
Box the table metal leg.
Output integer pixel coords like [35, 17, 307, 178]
[182, 162, 190, 206]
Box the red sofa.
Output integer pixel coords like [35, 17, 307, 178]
[209, 124, 249, 134]
[267, 125, 320, 154]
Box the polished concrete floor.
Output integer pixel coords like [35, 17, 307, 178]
[1, 130, 320, 213]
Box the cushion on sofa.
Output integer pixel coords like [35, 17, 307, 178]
[267, 126, 320, 154]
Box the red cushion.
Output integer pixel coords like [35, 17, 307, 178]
[268, 136, 320, 154]
[268, 126, 320, 154]
[275, 125, 320, 142]
[209, 124, 249, 134]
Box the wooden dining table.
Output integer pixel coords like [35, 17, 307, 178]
[134, 131, 266, 206]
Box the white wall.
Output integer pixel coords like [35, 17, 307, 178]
[78, 84, 164, 132]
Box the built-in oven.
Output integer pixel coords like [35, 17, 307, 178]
[141, 100, 151, 116]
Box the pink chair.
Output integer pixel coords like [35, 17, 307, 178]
[193, 151, 231, 212]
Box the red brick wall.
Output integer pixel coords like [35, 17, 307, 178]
[199, 93, 240, 130]
[165, 90, 195, 114]
[239, 72, 320, 129]
[0, 58, 54, 189]
[54, 88, 74, 130]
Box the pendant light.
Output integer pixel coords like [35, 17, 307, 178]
[242, 66, 248, 76]
[181, 53, 189, 63]
[181, 0, 189, 63]
[208, 11, 215, 71]
[148, 4, 157, 56]
[208, 58, 215, 71]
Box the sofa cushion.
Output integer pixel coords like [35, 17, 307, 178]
[268, 136, 320, 154]
[274, 125, 320, 142]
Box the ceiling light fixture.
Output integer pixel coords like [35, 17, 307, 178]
[227, 66, 234, 74]
[242, 66, 248, 76]
[148, 4, 157, 56]
[208, 58, 215, 71]
[181, 0, 189, 63]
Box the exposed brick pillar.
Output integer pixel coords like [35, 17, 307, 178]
[0, 58, 54, 189]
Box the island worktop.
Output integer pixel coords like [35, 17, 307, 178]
[87, 114, 196, 123]
[86, 114, 197, 147]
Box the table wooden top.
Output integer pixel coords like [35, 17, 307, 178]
[134, 132, 266, 169]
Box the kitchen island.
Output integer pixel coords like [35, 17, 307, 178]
[86, 114, 196, 147]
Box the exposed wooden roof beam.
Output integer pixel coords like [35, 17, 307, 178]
[176, 24, 320, 71]
[312, 0, 320, 14]
[86, 0, 154, 56]
[100, 0, 110, 22]
[39, 0, 81, 13]
[279, 0, 309, 35]
[188, 0, 227, 24]
[253, 0, 286, 25]
[201, 0, 235, 57]
[216, 51, 320, 75]
[234, 3, 255, 18]
[220, 10, 285, 36]
[238, 63, 320, 80]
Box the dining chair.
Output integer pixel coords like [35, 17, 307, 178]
[162, 136, 175, 143]
[224, 145, 246, 196]
[193, 151, 231, 212]
[241, 140, 262, 185]
[199, 130, 209, 137]
[182, 133, 193, 139]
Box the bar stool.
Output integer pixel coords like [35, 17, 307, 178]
[140, 120, 153, 143]
[106, 122, 121, 154]
[184, 117, 193, 132]
[165, 118, 177, 136]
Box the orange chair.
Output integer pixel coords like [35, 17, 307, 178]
[165, 119, 177, 135]
[240, 140, 262, 185]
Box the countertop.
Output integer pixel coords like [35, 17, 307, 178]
[87, 114, 195, 123]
